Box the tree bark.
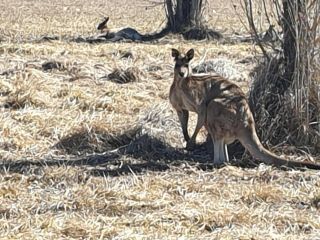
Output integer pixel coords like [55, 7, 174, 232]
[281, 0, 298, 94]
[165, 0, 204, 33]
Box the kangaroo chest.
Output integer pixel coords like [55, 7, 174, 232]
[170, 80, 207, 113]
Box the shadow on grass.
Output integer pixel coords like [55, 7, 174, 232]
[0, 127, 253, 177]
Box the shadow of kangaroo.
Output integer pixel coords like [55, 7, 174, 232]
[169, 48, 320, 170]
[97, 17, 166, 42]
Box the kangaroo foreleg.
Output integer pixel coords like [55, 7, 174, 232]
[205, 134, 214, 156]
[186, 108, 206, 150]
[177, 109, 190, 142]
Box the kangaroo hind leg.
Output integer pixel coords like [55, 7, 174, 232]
[212, 138, 229, 165]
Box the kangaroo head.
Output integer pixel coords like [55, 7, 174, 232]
[97, 16, 110, 32]
[172, 48, 194, 79]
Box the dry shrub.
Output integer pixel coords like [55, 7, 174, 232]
[1, 72, 49, 109]
[146, 64, 162, 72]
[42, 61, 64, 71]
[107, 67, 141, 84]
[112, 50, 134, 59]
[61, 226, 88, 239]
[242, 0, 320, 155]
[249, 57, 320, 153]
[193, 58, 246, 82]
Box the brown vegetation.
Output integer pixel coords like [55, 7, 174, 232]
[0, 0, 319, 239]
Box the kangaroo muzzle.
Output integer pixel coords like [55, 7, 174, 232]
[178, 67, 189, 78]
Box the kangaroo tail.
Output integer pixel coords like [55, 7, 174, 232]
[140, 27, 170, 41]
[238, 128, 320, 170]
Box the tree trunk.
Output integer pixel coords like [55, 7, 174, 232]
[281, 0, 298, 94]
[283, 0, 312, 135]
[165, 0, 204, 33]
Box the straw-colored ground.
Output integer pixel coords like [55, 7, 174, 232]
[0, 0, 319, 239]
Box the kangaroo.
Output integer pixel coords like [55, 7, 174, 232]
[170, 48, 222, 150]
[169, 48, 320, 170]
[96, 17, 167, 42]
[97, 17, 142, 42]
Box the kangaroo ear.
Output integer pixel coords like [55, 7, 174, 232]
[186, 49, 194, 61]
[171, 48, 180, 59]
[105, 17, 109, 23]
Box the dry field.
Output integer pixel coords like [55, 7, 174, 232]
[0, 0, 319, 239]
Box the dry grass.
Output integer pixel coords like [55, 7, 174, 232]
[1, 165, 320, 239]
[0, 0, 319, 239]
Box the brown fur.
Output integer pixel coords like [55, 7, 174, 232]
[169, 48, 320, 170]
[96, 16, 142, 42]
[96, 16, 169, 42]
[97, 17, 110, 33]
